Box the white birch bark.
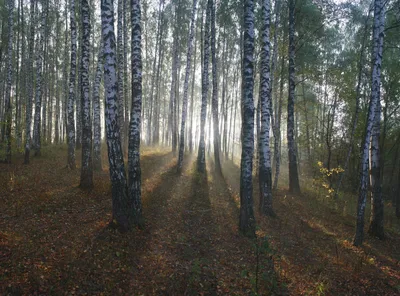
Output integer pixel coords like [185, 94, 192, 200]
[24, 0, 35, 164]
[32, 0, 47, 156]
[239, 0, 256, 238]
[67, 0, 77, 169]
[258, 0, 274, 216]
[354, 0, 385, 246]
[128, 0, 144, 227]
[4, 0, 14, 163]
[197, 0, 211, 173]
[101, 0, 130, 230]
[93, 47, 103, 171]
[79, 0, 93, 189]
[210, 0, 221, 173]
[177, 0, 198, 173]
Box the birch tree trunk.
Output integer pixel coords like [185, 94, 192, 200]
[62, 0, 69, 144]
[169, 5, 179, 156]
[368, 97, 384, 239]
[239, 0, 256, 238]
[117, 0, 125, 146]
[3, 0, 14, 163]
[197, 0, 211, 173]
[210, 0, 221, 173]
[79, 0, 93, 190]
[101, 0, 130, 231]
[33, 0, 47, 157]
[189, 22, 198, 153]
[123, 0, 129, 151]
[67, 0, 77, 169]
[287, 0, 301, 194]
[258, 0, 274, 216]
[177, 0, 198, 173]
[354, 0, 385, 247]
[128, 0, 144, 227]
[24, 0, 35, 164]
[92, 47, 103, 171]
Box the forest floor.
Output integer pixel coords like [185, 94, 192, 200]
[0, 146, 399, 295]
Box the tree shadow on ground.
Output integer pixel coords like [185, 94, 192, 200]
[170, 167, 219, 295]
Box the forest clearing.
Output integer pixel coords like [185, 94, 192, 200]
[0, 147, 399, 295]
[1, 0, 400, 294]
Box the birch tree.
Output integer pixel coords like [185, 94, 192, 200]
[79, 0, 93, 189]
[197, 0, 211, 173]
[117, 0, 125, 146]
[287, 0, 301, 194]
[24, 0, 35, 164]
[92, 47, 103, 171]
[128, 0, 144, 227]
[32, 0, 47, 156]
[354, 0, 385, 246]
[101, 0, 131, 230]
[3, 0, 14, 163]
[169, 3, 179, 156]
[258, 0, 274, 216]
[67, 0, 77, 169]
[177, 0, 197, 173]
[239, 0, 256, 238]
[210, 0, 221, 173]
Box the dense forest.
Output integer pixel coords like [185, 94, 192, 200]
[1, 0, 400, 294]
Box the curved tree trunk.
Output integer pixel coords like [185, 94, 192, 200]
[354, 0, 385, 247]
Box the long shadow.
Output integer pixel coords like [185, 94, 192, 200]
[210, 157, 240, 218]
[169, 167, 219, 295]
[265, 193, 400, 295]
[32, 153, 183, 295]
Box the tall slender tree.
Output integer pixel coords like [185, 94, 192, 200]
[287, 0, 301, 194]
[210, 0, 221, 173]
[197, 0, 211, 173]
[177, 0, 197, 173]
[128, 0, 144, 227]
[117, 0, 125, 145]
[3, 0, 14, 163]
[67, 0, 77, 169]
[169, 2, 179, 156]
[101, 0, 130, 230]
[92, 47, 103, 171]
[32, 0, 47, 156]
[258, 0, 274, 216]
[354, 0, 385, 246]
[24, 0, 35, 164]
[79, 0, 93, 189]
[239, 0, 256, 237]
